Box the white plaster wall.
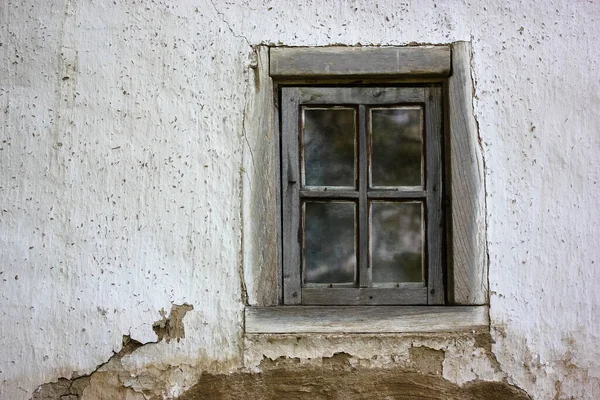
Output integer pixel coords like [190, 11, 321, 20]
[0, 1, 249, 397]
[1, 1, 599, 399]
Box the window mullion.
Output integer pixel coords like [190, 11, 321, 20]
[358, 104, 371, 288]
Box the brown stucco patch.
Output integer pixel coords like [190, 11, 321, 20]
[409, 345, 445, 375]
[30, 336, 144, 400]
[152, 303, 194, 343]
[177, 365, 531, 400]
[30, 376, 90, 400]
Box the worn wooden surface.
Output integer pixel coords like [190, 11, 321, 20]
[358, 105, 370, 288]
[281, 87, 302, 305]
[274, 78, 283, 306]
[301, 287, 428, 306]
[243, 46, 279, 306]
[295, 86, 425, 105]
[299, 190, 359, 199]
[245, 305, 489, 333]
[368, 190, 426, 199]
[447, 42, 488, 305]
[281, 86, 448, 305]
[425, 87, 445, 304]
[270, 46, 451, 78]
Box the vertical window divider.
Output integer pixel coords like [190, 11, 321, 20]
[358, 104, 371, 288]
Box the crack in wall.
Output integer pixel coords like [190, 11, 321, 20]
[468, 39, 492, 306]
[31, 304, 195, 399]
[30, 335, 143, 400]
[29, 329, 536, 399]
[238, 73, 252, 309]
[208, 0, 251, 47]
[237, 46, 264, 310]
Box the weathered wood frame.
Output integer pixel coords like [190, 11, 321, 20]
[246, 306, 488, 334]
[281, 87, 443, 306]
[243, 43, 488, 333]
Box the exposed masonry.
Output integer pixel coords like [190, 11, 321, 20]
[32, 338, 531, 400]
[178, 350, 531, 400]
[152, 304, 194, 343]
[31, 304, 195, 400]
[30, 327, 535, 399]
[31, 336, 143, 400]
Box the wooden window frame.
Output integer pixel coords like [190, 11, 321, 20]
[281, 86, 443, 306]
[243, 43, 488, 333]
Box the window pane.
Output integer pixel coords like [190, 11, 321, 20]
[370, 202, 424, 283]
[302, 108, 356, 187]
[304, 201, 356, 284]
[370, 107, 423, 187]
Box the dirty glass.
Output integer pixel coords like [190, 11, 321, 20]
[370, 201, 424, 283]
[302, 108, 356, 187]
[303, 201, 356, 284]
[370, 107, 423, 188]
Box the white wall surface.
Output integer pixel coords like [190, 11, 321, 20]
[1, 1, 598, 399]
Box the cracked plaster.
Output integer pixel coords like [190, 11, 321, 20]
[1, 1, 599, 399]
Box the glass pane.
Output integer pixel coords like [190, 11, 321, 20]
[370, 202, 423, 283]
[370, 107, 423, 187]
[304, 201, 356, 284]
[302, 108, 356, 187]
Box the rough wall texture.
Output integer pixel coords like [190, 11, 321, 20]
[1, 0, 599, 399]
[179, 349, 531, 400]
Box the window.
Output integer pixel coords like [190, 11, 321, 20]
[243, 43, 488, 333]
[281, 86, 444, 306]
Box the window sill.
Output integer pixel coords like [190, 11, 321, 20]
[245, 305, 489, 334]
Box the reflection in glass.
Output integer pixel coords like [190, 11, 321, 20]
[370, 107, 423, 187]
[370, 202, 423, 283]
[303, 108, 356, 187]
[304, 202, 356, 284]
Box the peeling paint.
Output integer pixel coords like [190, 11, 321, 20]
[31, 335, 143, 400]
[31, 376, 90, 400]
[152, 304, 194, 344]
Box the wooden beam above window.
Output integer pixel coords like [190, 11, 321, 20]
[270, 46, 451, 78]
